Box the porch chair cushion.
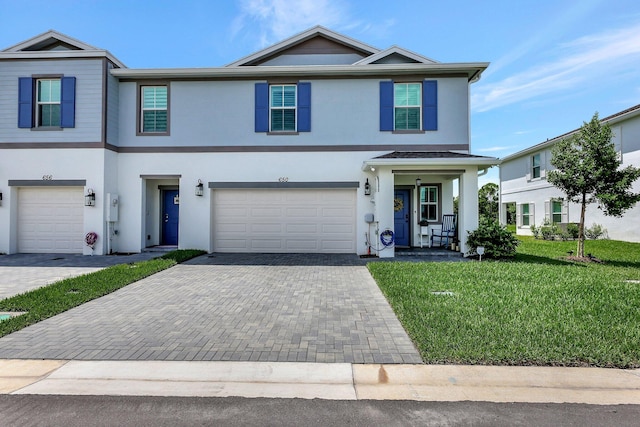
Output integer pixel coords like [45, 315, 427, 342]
[430, 214, 457, 248]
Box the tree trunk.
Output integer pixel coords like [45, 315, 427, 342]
[577, 193, 587, 257]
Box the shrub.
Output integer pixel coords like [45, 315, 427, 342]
[530, 224, 540, 239]
[585, 223, 608, 240]
[466, 218, 519, 259]
[539, 219, 559, 240]
[566, 223, 580, 239]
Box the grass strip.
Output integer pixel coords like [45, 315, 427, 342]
[0, 249, 205, 338]
[368, 239, 640, 368]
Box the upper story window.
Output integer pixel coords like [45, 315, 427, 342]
[140, 85, 168, 134]
[254, 82, 311, 133]
[18, 76, 76, 129]
[531, 153, 541, 179]
[394, 83, 421, 130]
[270, 85, 296, 132]
[419, 185, 439, 222]
[36, 79, 61, 127]
[380, 80, 437, 132]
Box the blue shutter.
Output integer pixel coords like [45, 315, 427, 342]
[379, 81, 394, 131]
[18, 77, 33, 128]
[255, 82, 269, 132]
[60, 76, 76, 128]
[423, 80, 437, 131]
[297, 82, 311, 132]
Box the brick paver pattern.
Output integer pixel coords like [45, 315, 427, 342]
[0, 254, 422, 364]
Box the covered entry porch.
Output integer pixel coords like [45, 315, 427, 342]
[362, 152, 499, 258]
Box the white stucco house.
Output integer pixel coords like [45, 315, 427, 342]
[499, 104, 640, 242]
[0, 27, 497, 257]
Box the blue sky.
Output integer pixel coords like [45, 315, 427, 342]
[2, 0, 640, 186]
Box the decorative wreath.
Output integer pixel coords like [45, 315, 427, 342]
[85, 232, 98, 248]
[380, 229, 395, 247]
[393, 198, 404, 212]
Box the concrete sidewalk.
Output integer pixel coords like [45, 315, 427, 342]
[1, 360, 639, 405]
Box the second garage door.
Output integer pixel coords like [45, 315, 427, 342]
[17, 187, 85, 254]
[212, 189, 356, 253]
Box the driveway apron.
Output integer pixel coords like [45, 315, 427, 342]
[0, 254, 422, 364]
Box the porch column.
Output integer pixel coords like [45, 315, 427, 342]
[458, 168, 479, 255]
[375, 167, 395, 258]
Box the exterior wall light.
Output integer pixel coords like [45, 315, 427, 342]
[364, 178, 371, 196]
[195, 179, 204, 197]
[84, 188, 96, 206]
[416, 177, 422, 187]
[0, 192, 3, 206]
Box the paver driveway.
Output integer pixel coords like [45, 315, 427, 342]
[0, 254, 422, 364]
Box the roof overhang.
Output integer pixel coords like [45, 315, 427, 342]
[111, 62, 488, 81]
[0, 49, 126, 68]
[501, 103, 640, 162]
[362, 156, 501, 171]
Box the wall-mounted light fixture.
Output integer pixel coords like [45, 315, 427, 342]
[416, 177, 422, 187]
[0, 192, 3, 206]
[84, 188, 96, 206]
[364, 178, 371, 196]
[195, 179, 204, 197]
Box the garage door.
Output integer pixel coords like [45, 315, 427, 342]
[18, 187, 85, 253]
[212, 189, 356, 253]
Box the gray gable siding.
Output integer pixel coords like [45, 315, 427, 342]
[0, 59, 103, 143]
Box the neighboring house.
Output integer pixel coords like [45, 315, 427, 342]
[0, 27, 497, 257]
[499, 104, 640, 242]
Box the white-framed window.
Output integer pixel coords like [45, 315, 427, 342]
[36, 79, 61, 127]
[394, 83, 421, 130]
[551, 199, 563, 223]
[270, 84, 296, 132]
[531, 153, 541, 179]
[521, 203, 532, 226]
[419, 185, 438, 222]
[141, 85, 168, 133]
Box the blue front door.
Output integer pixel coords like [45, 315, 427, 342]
[162, 189, 179, 245]
[394, 189, 410, 247]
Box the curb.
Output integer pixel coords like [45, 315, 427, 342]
[2, 360, 640, 404]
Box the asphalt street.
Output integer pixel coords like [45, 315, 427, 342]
[1, 395, 639, 426]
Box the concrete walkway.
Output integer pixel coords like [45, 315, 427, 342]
[0, 254, 421, 364]
[1, 360, 639, 405]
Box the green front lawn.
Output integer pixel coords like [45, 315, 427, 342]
[0, 250, 205, 338]
[368, 238, 640, 368]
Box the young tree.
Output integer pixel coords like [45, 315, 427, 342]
[548, 112, 640, 257]
[478, 182, 499, 221]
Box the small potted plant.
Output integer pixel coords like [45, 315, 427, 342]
[419, 219, 429, 227]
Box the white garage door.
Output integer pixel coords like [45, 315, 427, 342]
[212, 189, 356, 253]
[18, 187, 85, 253]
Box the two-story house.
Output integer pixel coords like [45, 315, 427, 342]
[0, 26, 497, 257]
[499, 104, 640, 242]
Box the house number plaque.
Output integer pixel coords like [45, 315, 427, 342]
[278, 177, 289, 182]
[42, 175, 53, 180]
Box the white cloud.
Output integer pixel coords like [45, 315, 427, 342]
[477, 145, 518, 153]
[472, 22, 640, 113]
[233, 0, 349, 46]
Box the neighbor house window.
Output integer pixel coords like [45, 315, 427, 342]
[270, 84, 296, 132]
[522, 203, 532, 226]
[532, 154, 541, 179]
[36, 79, 61, 127]
[394, 83, 421, 130]
[419, 186, 438, 222]
[551, 200, 563, 223]
[140, 85, 168, 133]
